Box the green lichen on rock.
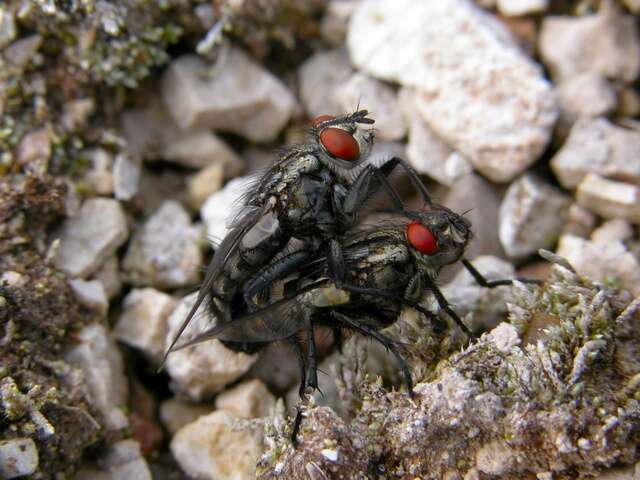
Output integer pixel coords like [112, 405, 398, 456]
[258, 260, 640, 479]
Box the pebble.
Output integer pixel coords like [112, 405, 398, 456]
[348, 0, 557, 183]
[551, 117, 640, 189]
[499, 174, 570, 259]
[161, 49, 296, 142]
[215, 379, 276, 419]
[0, 438, 38, 479]
[590, 219, 634, 245]
[100, 440, 152, 480]
[113, 288, 177, 363]
[112, 153, 141, 201]
[557, 73, 617, 121]
[475, 439, 518, 475]
[121, 103, 245, 174]
[64, 323, 129, 431]
[62, 98, 95, 131]
[16, 128, 51, 176]
[320, 1, 359, 46]
[92, 256, 122, 300]
[68, 279, 109, 317]
[298, 49, 354, 118]
[80, 148, 113, 196]
[243, 344, 301, 393]
[54, 198, 129, 278]
[164, 293, 258, 400]
[399, 88, 472, 186]
[556, 234, 640, 296]
[171, 411, 263, 480]
[122, 200, 203, 289]
[334, 73, 407, 141]
[576, 173, 640, 224]
[0, 7, 16, 49]
[159, 398, 215, 435]
[186, 162, 224, 210]
[562, 203, 597, 238]
[496, 0, 548, 16]
[539, 2, 640, 83]
[4, 35, 42, 71]
[201, 175, 254, 245]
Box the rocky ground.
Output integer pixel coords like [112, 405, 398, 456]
[0, 0, 639, 479]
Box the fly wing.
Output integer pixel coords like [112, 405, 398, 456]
[172, 280, 328, 350]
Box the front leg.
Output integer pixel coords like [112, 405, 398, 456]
[424, 277, 476, 339]
[461, 259, 542, 288]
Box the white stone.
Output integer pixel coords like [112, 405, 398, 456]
[161, 49, 296, 142]
[54, 198, 129, 278]
[64, 324, 129, 430]
[113, 288, 177, 363]
[558, 73, 617, 120]
[576, 174, 640, 224]
[171, 411, 262, 480]
[92, 255, 122, 300]
[165, 293, 258, 400]
[16, 128, 50, 175]
[557, 234, 640, 296]
[186, 162, 224, 210]
[499, 174, 570, 259]
[99, 440, 152, 480]
[298, 49, 354, 118]
[215, 379, 276, 419]
[334, 73, 407, 141]
[551, 117, 640, 189]
[399, 88, 472, 186]
[159, 398, 215, 435]
[68, 279, 109, 317]
[122, 200, 203, 288]
[81, 148, 113, 196]
[121, 103, 245, 174]
[320, 1, 359, 46]
[475, 440, 518, 475]
[539, 2, 640, 83]
[590, 219, 633, 245]
[497, 0, 548, 16]
[487, 322, 521, 354]
[0, 7, 16, 49]
[4, 35, 42, 71]
[62, 98, 95, 131]
[562, 203, 597, 238]
[201, 175, 254, 245]
[113, 153, 141, 201]
[348, 0, 557, 182]
[0, 438, 38, 479]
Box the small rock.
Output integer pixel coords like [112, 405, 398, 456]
[186, 162, 224, 210]
[159, 398, 215, 435]
[496, 0, 547, 15]
[171, 411, 263, 480]
[64, 323, 129, 430]
[112, 153, 141, 201]
[121, 104, 245, 173]
[475, 439, 518, 475]
[4, 35, 42, 70]
[201, 176, 254, 245]
[590, 219, 634, 245]
[558, 73, 617, 121]
[165, 293, 258, 400]
[399, 88, 472, 186]
[68, 279, 109, 317]
[162, 49, 296, 142]
[320, 1, 359, 46]
[334, 73, 407, 141]
[113, 288, 177, 363]
[122, 200, 202, 289]
[215, 379, 276, 419]
[576, 173, 640, 224]
[562, 203, 597, 238]
[98, 440, 152, 480]
[551, 117, 640, 189]
[348, 0, 557, 182]
[92, 255, 122, 300]
[0, 438, 38, 479]
[80, 148, 113, 196]
[0, 7, 16, 49]
[487, 322, 521, 354]
[539, 2, 640, 83]
[557, 234, 640, 296]
[62, 98, 95, 131]
[243, 344, 301, 393]
[16, 128, 50, 176]
[444, 174, 504, 260]
[54, 198, 129, 278]
[499, 174, 570, 259]
[298, 49, 354, 118]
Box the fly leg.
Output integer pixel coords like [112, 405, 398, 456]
[424, 278, 476, 339]
[461, 259, 542, 288]
[291, 317, 319, 446]
[378, 156, 434, 207]
[330, 311, 414, 397]
[290, 337, 306, 446]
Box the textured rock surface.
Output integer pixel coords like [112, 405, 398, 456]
[159, 398, 215, 436]
[122, 200, 203, 288]
[215, 380, 276, 419]
[348, 0, 557, 182]
[576, 173, 640, 224]
[591, 219, 634, 245]
[499, 174, 570, 259]
[113, 288, 177, 363]
[54, 198, 129, 278]
[68, 279, 109, 317]
[161, 49, 296, 142]
[557, 73, 617, 121]
[164, 293, 258, 400]
[551, 118, 640, 189]
[171, 411, 263, 480]
[0, 438, 38, 479]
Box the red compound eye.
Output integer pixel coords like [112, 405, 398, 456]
[406, 222, 438, 255]
[311, 115, 335, 127]
[319, 128, 360, 161]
